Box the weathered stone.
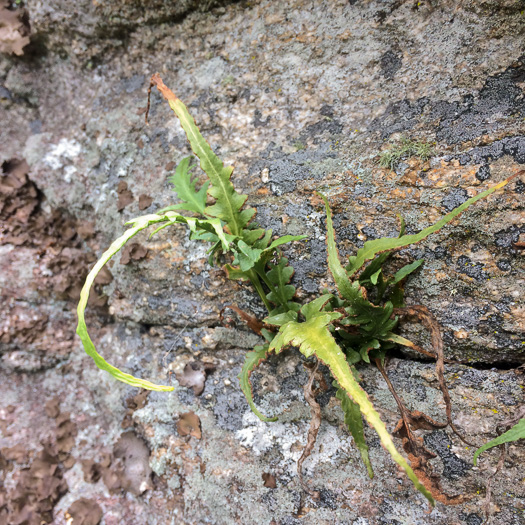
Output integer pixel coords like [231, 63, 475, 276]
[1, 0, 524, 523]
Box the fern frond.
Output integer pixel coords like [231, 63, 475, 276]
[238, 344, 279, 422]
[150, 74, 254, 236]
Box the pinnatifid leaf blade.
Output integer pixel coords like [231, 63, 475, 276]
[268, 314, 339, 358]
[317, 192, 361, 302]
[334, 379, 374, 479]
[271, 314, 434, 504]
[77, 214, 174, 392]
[393, 259, 424, 284]
[165, 156, 209, 215]
[473, 418, 525, 466]
[304, 323, 434, 505]
[347, 177, 515, 276]
[265, 256, 299, 312]
[151, 74, 254, 236]
[300, 294, 336, 321]
[238, 345, 278, 422]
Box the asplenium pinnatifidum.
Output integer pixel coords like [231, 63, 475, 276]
[77, 74, 520, 506]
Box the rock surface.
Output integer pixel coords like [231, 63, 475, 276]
[1, 0, 524, 524]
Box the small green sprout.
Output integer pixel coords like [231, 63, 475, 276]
[379, 136, 435, 170]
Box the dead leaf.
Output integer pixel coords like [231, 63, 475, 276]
[120, 243, 148, 265]
[44, 397, 61, 418]
[55, 413, 77, 458]
[81, 459, 103, 483]
[1, 444, 28, 463]
[67, 498, 103, 525]
[116, 181, 133, 211]
[2, 445, 67, 524]
[94, 266, 113, 286]
[122, 389, 150, 429]
[0, 158, 104, 308]
[262, 472, 277, 488]
[138, 194, 153, 210]
[176, 412, 202, 439]
[176, 362, 207, 396]
[0, 2, 30, 56]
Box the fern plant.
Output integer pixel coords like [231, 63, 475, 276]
[77, 74, 519, 506]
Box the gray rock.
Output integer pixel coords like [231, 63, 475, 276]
[1, 0, 524, 523]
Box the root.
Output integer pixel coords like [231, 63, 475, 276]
[376, 358, 466, 505]
[219, 304, 264, 335]
[484, 444, 506, 523]
[394, 305, 476, 447]
[297, 360, 322, 499]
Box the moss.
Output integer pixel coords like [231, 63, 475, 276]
[379, 137, 436, 170]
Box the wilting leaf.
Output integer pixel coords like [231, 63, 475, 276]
[262, 472, 277, 488]
[176, 412, 202, 439]
[77, 214, 175, 392]
[77, 210, 239, 391]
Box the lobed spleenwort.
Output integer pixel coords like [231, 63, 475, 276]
[77, 74, 522, 505]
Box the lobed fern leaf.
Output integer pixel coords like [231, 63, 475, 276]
[265, 256, 301, 314]
[334, 379, 374, 479]
[238, 344, 279, 422]
[268, 297, 434, 505]
[317, 192, 364, 304]
[346, 176, 516, 277]
[150, 74, 254, 237]
[160, 156, 209, 215]
[473, 418, 525, 466]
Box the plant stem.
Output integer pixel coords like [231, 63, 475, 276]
[257, 269, 276, 295]
[247, 269, 272, 313]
